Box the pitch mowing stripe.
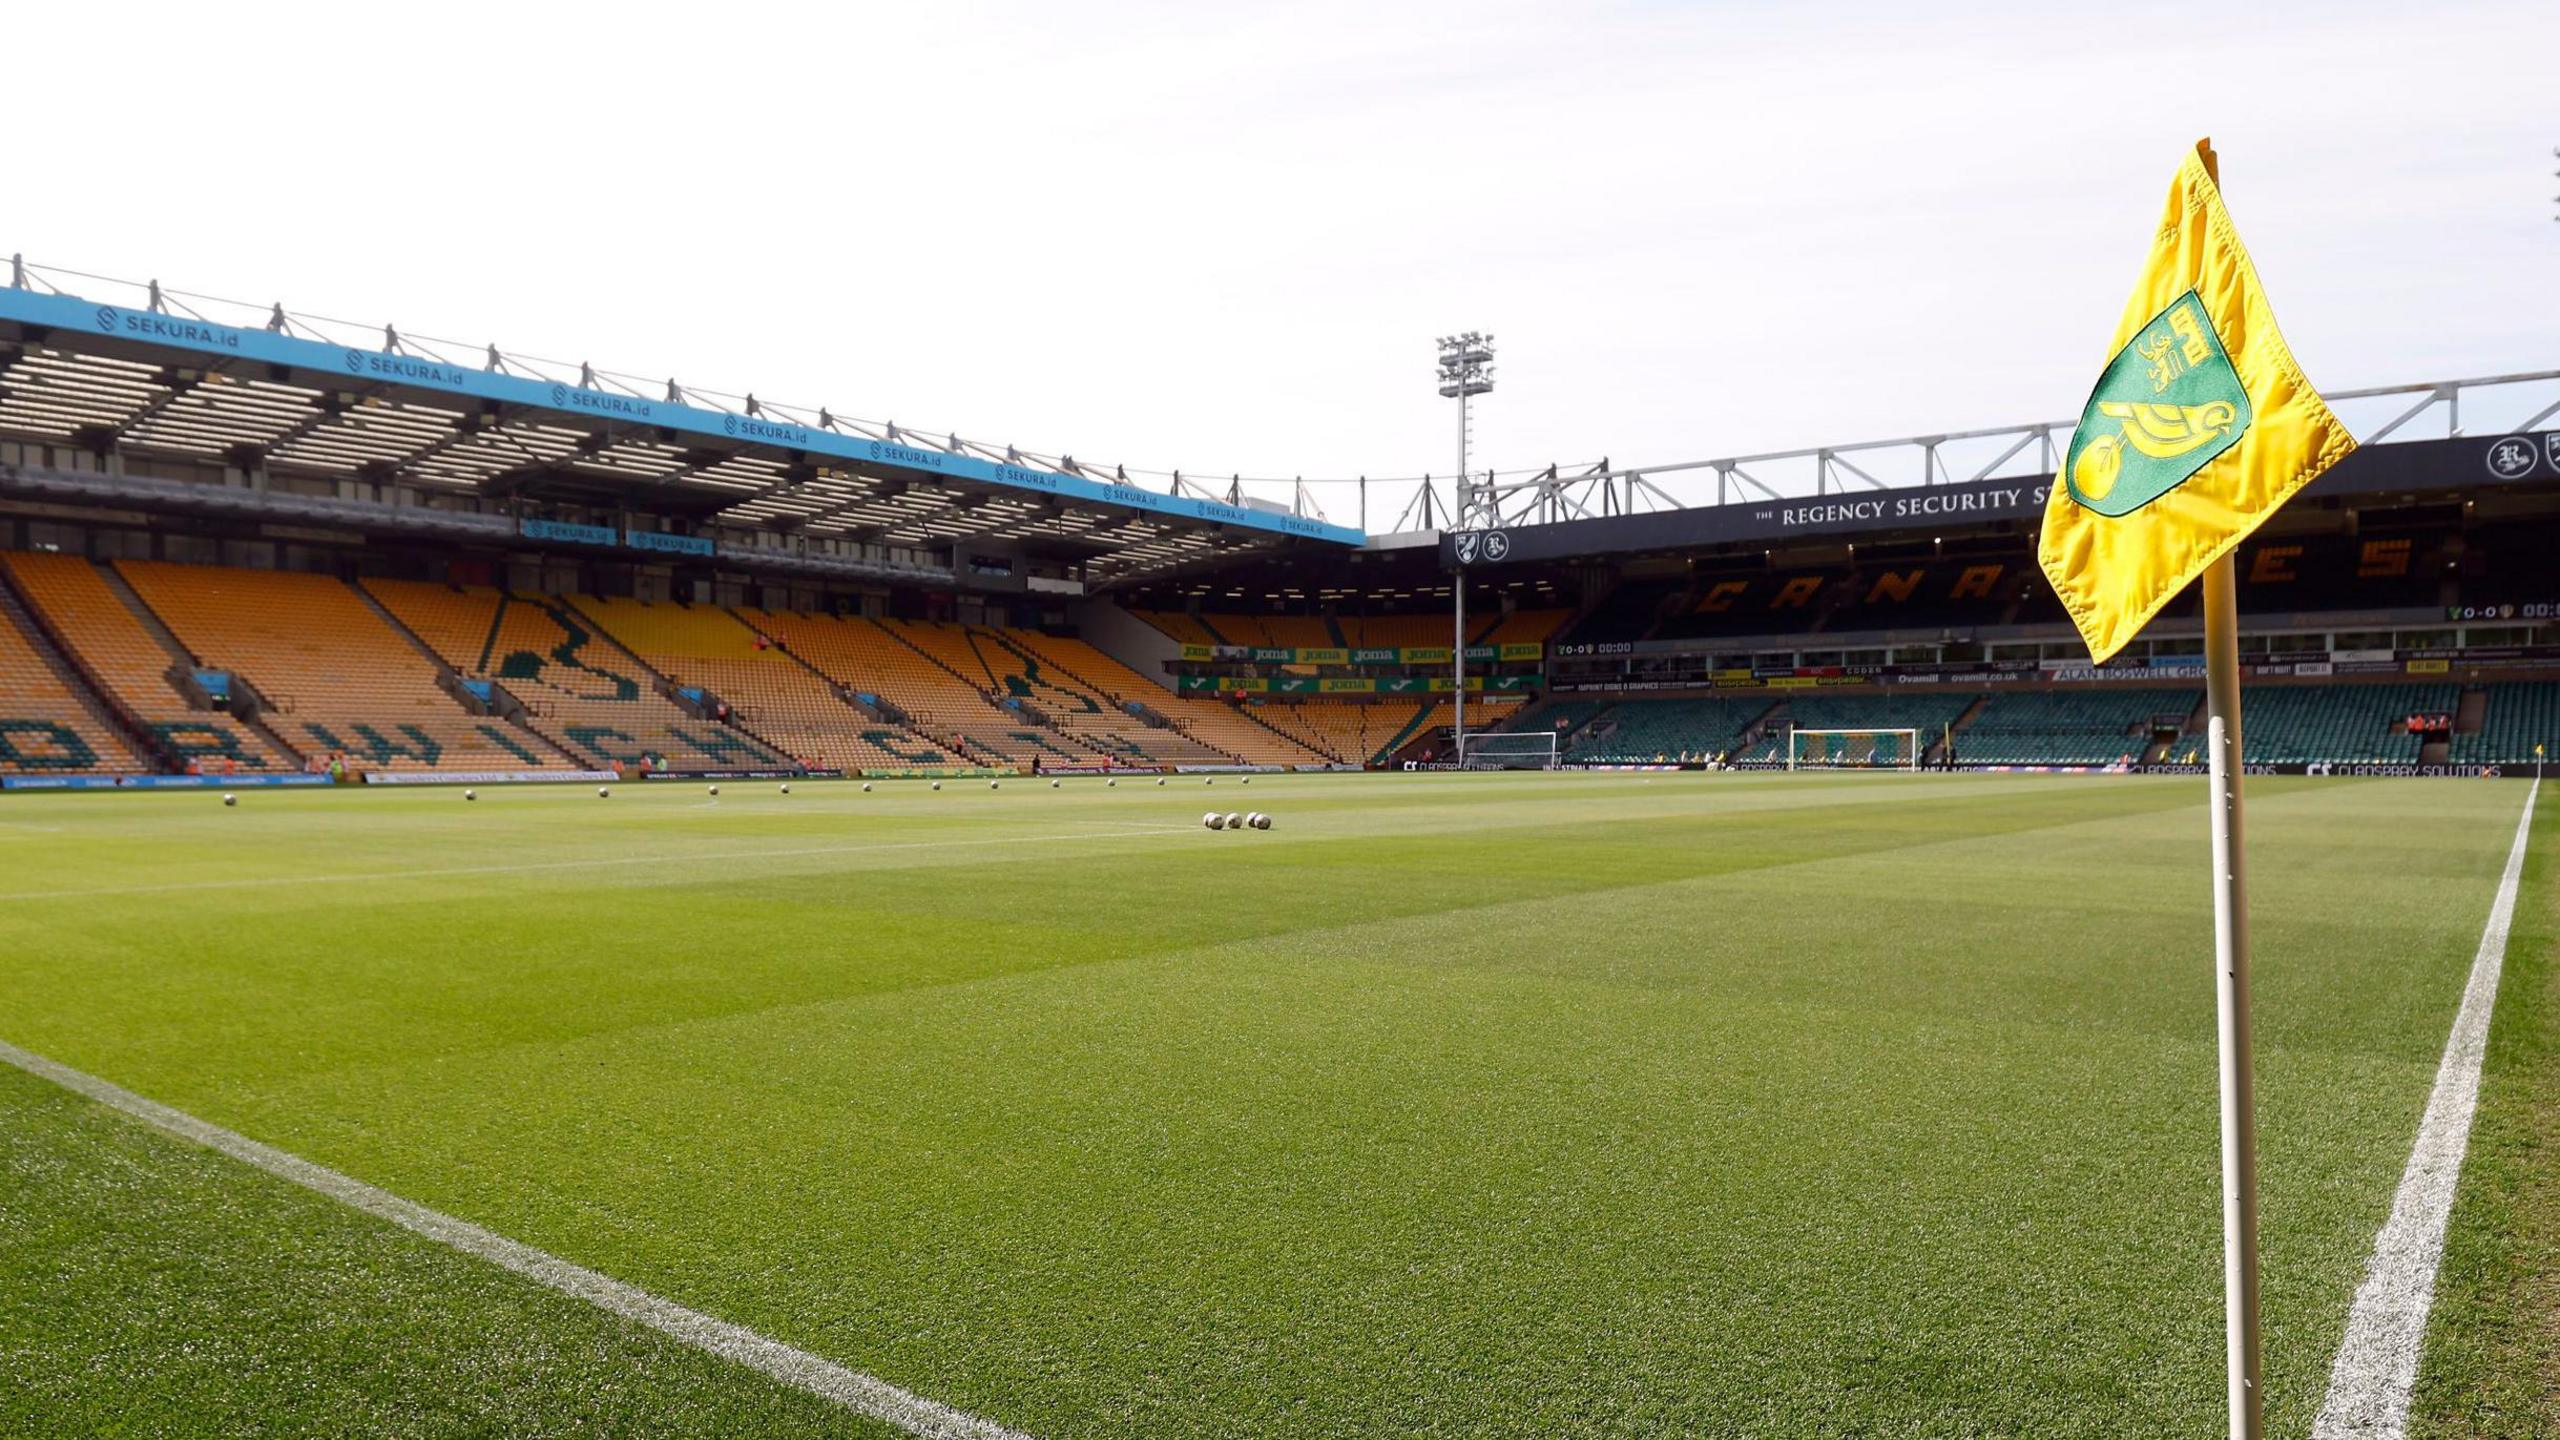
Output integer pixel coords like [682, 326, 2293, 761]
[2310, 779, 2539, 1440]
[0, 1037, 1034, 1440]
[0, 825, 1198, 904]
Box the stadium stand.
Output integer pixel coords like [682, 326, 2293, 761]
[943, 624, 1178, 766]
[730, 611, 1130, 770]
[1134, 609, 1563, 654]
[1623, 560, 2026, 642]
[1955, 688, 2197, 766]
[1159, 699, 1338, 766]
[1480, 609, 1572, 645]
[1341, 614, 1454, 649]
[877, 619, 1132, 769]
[2453, 682, 2560, 765]
[1562, 584, 1673, 647]
[116, 562, 565, 774]
[1568, 696, 1774, 764]
[1508, 697, 1609, 736]
[2, 552, 290, 771]
[0, 588, 149, 774]
[1215, 615, 1334, 650]
[2222, 682, 2456, 766]
[569, 597, 943, 773]
[365, 580, 782, 772]
[729, 609, 1006, 765]
[1133, 611, 1222, 647]
[1252, 700, 1426, 765]
[1735, 693, 1978, 766]
[988, 629, 1305, 766]
[1409, 694, 1524, 751]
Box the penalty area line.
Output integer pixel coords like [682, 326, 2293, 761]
[0, 1037, 1034, 1440]
[2310, 777, 2539, 1440]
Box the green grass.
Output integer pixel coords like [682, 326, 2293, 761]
[2412, 788, 2560, 1439]
[0, 771, 2540, 1437]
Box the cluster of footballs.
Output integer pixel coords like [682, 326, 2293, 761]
[1202, 811, 1273, 831]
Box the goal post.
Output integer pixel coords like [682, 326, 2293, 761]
[1459, 731, 1561, 770]
[1785, 727, 1921, 771]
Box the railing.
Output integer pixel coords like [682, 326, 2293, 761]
[13, 254, 2550, 539]
[1454, 370, 2560, 531]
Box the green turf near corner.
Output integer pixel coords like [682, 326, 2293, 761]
[0, 1063, 909, 1439]
[2410, 793, 2560, 1440]
[0, 773, 2539, 1437]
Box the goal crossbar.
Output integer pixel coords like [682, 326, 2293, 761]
[1459, 731, 1561, 770]
[1785, 727, 1921, 771]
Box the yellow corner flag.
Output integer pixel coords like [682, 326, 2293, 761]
[2037, 140, 2358, 662]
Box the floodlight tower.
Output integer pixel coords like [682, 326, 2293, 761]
[1438, 333, 1494, 765]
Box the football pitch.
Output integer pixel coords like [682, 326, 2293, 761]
[1, 771, 2550, 1438]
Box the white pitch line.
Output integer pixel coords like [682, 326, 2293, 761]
[2311, 778, 2539, 1440]
[0, 1037, 1034, 1440]
[0, 825, 1196, 904]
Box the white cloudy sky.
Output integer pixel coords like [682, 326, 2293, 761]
[11, 1, 2555, 519]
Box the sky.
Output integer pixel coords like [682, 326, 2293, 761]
[10, 1, 2556, 525]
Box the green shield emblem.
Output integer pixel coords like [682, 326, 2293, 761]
[2061, 289, 2253, 517]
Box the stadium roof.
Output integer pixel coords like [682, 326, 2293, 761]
[7, 259, 2553, 589]
[0, 264, 1361, 583]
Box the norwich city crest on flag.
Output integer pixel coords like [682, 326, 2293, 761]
[2062, 291, 2252, 517]
[2037, 140, 2358, 663]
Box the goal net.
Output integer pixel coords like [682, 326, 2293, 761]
[1460, 731, 1561, 770]
[1786, 727, 1921, 771]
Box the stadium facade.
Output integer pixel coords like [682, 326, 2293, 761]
[3, 259, 2557, 788]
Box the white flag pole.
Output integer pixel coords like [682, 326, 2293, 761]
[2202, 551, 2266, 1440]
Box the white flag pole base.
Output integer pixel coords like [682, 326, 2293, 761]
[2204, 552, 2266, 1440]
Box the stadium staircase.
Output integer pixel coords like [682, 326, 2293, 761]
[879, 619, 1117, 768]
[93, 563, 306, 768]
[2215, 682, 2454, 766]
[1357, 701, 1435, 764]
[966, 628, 1217, 766]
[348, 578, 582, 758]
[1226, 703, 1343, 764]
[0, 570, 153, 774]
[733, 611, 1039, 768]
[1, 554, 295, 772]
[2178, 694, 2210, 760]
[2455, 687, 2488, 739]
[2450, 681, 2560, 765]
[1377, 702, 1441, 764]
[1241, 701, 1427, 766]
[115, 562, 590, 775]
[1238, 704, 1339, 762]
[1391, 696, 1528, 766]
[1001, 628, 1329, 767]
[1935, 696, 1992, 764]
[725, 609, 991, 768]
[1508, 697, 1613, 756]
[364, 582, 782, 773]
[569, 597, 940, 774]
